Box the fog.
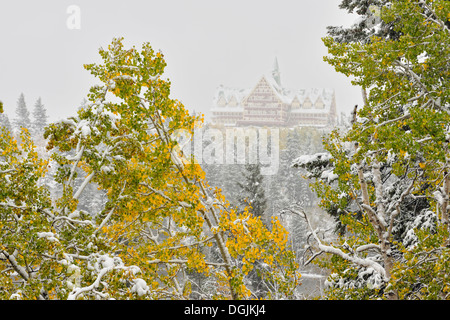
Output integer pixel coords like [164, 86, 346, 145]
[0, 0, 361, 122]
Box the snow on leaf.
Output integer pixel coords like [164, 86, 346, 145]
[131, 278, 149, 297]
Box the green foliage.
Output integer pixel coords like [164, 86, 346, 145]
[0, 128, 56, 299]
[0, 38, 299, 300]
[391, 226, 450, 299]
[305, 0, 450, 300]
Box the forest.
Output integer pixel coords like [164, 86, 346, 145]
[0, 0, 449, 300]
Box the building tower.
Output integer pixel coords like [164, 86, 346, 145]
[272, 57, 281, 87]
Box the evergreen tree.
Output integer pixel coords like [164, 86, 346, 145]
[0, 112, 11, 131]
[327, 0, 401, 44]
[237, 163, 267, 220]
[14, 93, 31, 129]
[0, 100, 11, 131]
[31, 97, 48, 135]
[236, 164, 271, 298]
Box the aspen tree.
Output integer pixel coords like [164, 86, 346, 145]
[296, 0, 450, 300]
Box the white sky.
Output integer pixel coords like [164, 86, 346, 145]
[0, 0, 362, 123]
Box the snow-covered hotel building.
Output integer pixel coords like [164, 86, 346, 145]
[211, 59, 337, 127]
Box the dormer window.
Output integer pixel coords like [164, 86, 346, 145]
[315, 97, 325, 109]
[303, 97, 312, 109]
[228, 96, 238, 107]
[217, 95, 227, 107]
[291, 97, 300, 109]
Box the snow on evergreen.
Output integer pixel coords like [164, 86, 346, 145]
[31, 97, 48, 134]
[0, 112, 11, 131]
[14, 93, 31, 130]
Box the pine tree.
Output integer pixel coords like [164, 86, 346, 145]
[14, 93, 31, 130]
[0, 100, 11, 131]
[237, 163, 267, 220]
[0, 112, 11, 131]
[327, 0, 401, 44]
[31, 97, 48, 135]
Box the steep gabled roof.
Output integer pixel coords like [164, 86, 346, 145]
[212, 61, 336, 114]
[241, 75, 290, 105]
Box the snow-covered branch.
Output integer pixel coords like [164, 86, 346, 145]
[289, 208, 388, 281]
[418, 0, 450, 34]
[394, 60, 450, 115]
